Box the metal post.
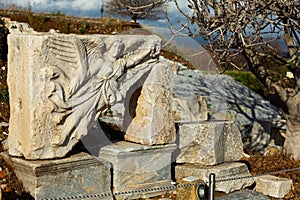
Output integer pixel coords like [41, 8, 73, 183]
[208, 173, 215, 200]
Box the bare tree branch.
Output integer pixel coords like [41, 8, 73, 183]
[105, 0, 168, 22]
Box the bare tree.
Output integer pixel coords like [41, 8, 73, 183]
[174, 0, 300, 159]
[105, 0, 168, 22]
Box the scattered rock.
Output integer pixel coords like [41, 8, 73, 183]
[0, 122, 8, 127]
[254, 175, 293, 199]
[172, 69, 284, 153]
[243, 121, 271, 154]
[216, 189, 270, 200]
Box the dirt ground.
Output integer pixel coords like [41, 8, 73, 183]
[0, 9, 298, 199]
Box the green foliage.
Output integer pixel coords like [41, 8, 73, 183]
[79, 22, 89, 34]
[38, 16, 50, 31]
[27, 14, 33, 27]
[65, 22, 70, 34]
[0, 87, 8, 102]
[51, 10, 64, 16]
[225, 70, 269, 99]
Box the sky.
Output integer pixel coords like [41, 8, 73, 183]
[2, 0, 191, 27]
[2, 0, 212, 68]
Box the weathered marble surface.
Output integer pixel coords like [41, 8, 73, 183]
[254, 175, 292, 199]
[175, 162, 254, 194]
[1, 152, 112, 199]
[124, 62, 176, 145]
[98, 141, 176, 199]
[99, 60, 175, 145]
[173, 94, 208, 122]
[176, 121, 244, 165]
[7, 32, 161, 159]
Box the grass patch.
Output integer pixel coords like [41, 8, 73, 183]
[225, 70, 269, 99]
[0, 87, 8, 102]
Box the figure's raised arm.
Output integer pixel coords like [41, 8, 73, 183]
[124, 38, 161, 68]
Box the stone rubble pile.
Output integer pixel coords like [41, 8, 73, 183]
[170, 66, 285, 154]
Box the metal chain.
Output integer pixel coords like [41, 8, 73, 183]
[42, 166, 300, 200]
[42, 181, 208, 200]
[215, 167, 300, 183]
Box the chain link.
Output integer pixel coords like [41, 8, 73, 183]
[216, 167, 300, 183]
[42, 167, 300, 200]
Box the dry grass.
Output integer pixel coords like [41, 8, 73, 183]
[244, 151, 300, 199]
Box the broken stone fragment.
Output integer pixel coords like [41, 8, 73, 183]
[124, 62, 176, 145]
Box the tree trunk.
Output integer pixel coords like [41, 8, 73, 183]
[131, 15, 137, 22]
[284, 93, 300, 160]
[284, 120, 300, 160]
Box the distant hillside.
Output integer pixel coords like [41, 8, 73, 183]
[0, 9, 141, 34]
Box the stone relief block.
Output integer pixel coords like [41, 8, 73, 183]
[7, 33, 161, 159]
[175, 121, 244, 165]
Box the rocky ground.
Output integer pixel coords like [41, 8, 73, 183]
[0, 9, 298, 199]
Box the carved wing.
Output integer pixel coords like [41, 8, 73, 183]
[42, 36, 89, 97]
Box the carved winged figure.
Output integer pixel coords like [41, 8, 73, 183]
[41, 35, 160, 146]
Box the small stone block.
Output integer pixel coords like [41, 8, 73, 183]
[176, 121, 244, 165]
[182, 176, 200, 182]
[98, 141, 177, 199]
[1, 152, 112, 200]
[175, 162, 254, 194]
[254, 175, 293, 198]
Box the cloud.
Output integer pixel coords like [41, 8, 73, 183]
[3, 0, 189, 26]
[72, 0, 101, 11]
[5, 0, 102, 13]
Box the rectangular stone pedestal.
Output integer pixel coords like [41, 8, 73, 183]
[175, 162, 254, 194]
[1, 152, 112, 200]
[98, 141, 177, 199]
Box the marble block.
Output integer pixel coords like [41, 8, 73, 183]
[98, 141, 177, 199]
[7, 32, 161, 159]
[176, 121, 244, 165]
[254, 175, 293, 198]
[173, 94, 208, 122]
[1, 152, 112, 200]
[175, 162, 254, 194]
[124, 62, 176, 145]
